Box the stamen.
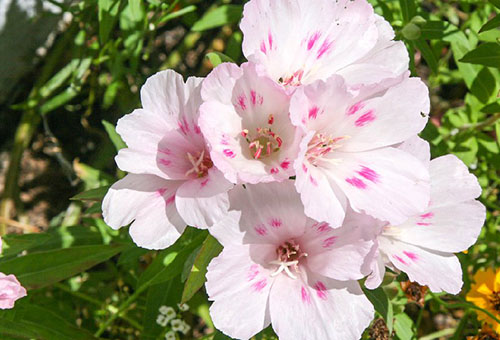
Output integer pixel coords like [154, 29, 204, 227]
[243, 126, 283, 160]
[185, 150, 213, 178]
[307, 134, 350, 166]
[269, 239, 308, 280]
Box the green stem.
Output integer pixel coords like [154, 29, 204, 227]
[94, 285, 148, 337]
[443, 112, 500, 141]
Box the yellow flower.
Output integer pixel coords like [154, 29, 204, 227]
[466, 268, 500, 334]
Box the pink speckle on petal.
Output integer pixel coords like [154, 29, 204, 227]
[159, 159, 171, 167]
[250, 90, 257, 105]
[357, 166, 379, 183]
[200, 178, 209, 187]
[316, 222, 330, 232]
[313, 281, 328, 300]
[346, 177, 366, 189]
[158, 148, 171, 155]
[268, 32, 273, 49]
[270, 167, 279, 174]
[270, 218, 282, 228]
[194, 125, 201, 134]
[307, 31, 321, 50]
[354, 110, 376, 127]
[317, 40, 334, 59]
[247, 264, 260, 281]
[322, 236, 337, 248]
[420, 212, 434, 219]
[237, 95, 247, 110]
[252, 279, 267, 292]
[223, 149, 236, 158]
[416, 222, 431, 226]
[166, 195, 175, 206]
[403, 251, 418, 261]
[347, 101, 365, 115]
[254, 225, 267, 235]
[260, 41, 267, 54]
[301, 286, 311, 304]
[220, 134, 230, 145]
[156, 188, 167, 197]
[280, 160, 291, 170]
[309, 175, 318, 186]
[394, 255, 408, 265]
[302, 164, 308, 173]
[308, 106, 319, 120]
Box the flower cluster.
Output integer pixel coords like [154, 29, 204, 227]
[156, 304, 191, 338]
[103, 0, 486, 339]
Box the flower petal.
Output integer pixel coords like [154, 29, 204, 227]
[102, 174, 185, 250]
[206, 246, 272, 339]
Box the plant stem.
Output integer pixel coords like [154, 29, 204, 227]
[94, 285, 148, 337]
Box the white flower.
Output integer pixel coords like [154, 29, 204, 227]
[177, 303, 189, 312]
[159, 305, 175, 315]
[165, 330, 176, 340]
[170, 319, 184, 332]
[156, 314, 168, 327]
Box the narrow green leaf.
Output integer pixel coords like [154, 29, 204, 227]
[490, 0, 500, 9]
[137, 230, 207, 289]
[460, 43, 500, 68]
[399, 0, 416, 23]
[98, 0, 122, 44]
[14, 304, 98, 340]
[0, 244, 127, 289]
[0, 318, 38, 339]
[362, 286, 394, 333]
[420, 21, 448, 40]
[394, 313, 415, 340]
[158, 5, 197, 24]
[71, 185, 111, 201]
[413, 39, 438, 74]
[480, 14, 500, 33]
[181, 235, 222, 303]
[128, 0, 143, 22]
[471, 67, 496, 103]
[102, 120, 127, 151]
[192, 5, 243, 31]
[205, 52, 235, 68]
[38, 59, 80, 98]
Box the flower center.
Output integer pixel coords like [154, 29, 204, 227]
[242, 114, 283, 159]
[307, 133, 349, 166]
[279, 69, 304, 87]
[185, 150, 213, 178]
[490, 291, 500, 312]
[269, 239, 307, 280]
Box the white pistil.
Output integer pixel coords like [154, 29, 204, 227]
[269, 260, 299, 279]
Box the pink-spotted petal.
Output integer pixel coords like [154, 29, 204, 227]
[269, 272, 373, 340]
[379, 236, 463, 294]
[206, 246, 272, 339]
[241, 0, 378, 86]
[227, 182, 307, 245]
[338, 77, 430, 152]
[102, 174, 185, 250]
[332, 147, 430, 225]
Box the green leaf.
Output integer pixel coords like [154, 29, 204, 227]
[181, 235, 222, 303]
[5, 304, 98, 340]
[394, 313, 415, 340]
[471, 67, 496, 103]
[0, 318, 39, 339]
[192, 5, 243, 31]
[205, 52, 235, 68]
[0, 244, 127, 289]
[362, 286, 394, 334]
[1, 226, 104, 257]
[102, 120, 127, 151]
[140, 277, 183, 340]
[420, 21, 448, 40]
[158, 5, 197, 24]
[413, 39, 438, 74]
[480, 14, 500, 33]
[490, 0, 500, 9]
[460, 43, 500, 68]
[98, 0, 122, 45]
[71, 185, 111, 201]
[127, 0, 144, 22]
[137, 230, 207, 289]
[399, 0, 416, 23]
